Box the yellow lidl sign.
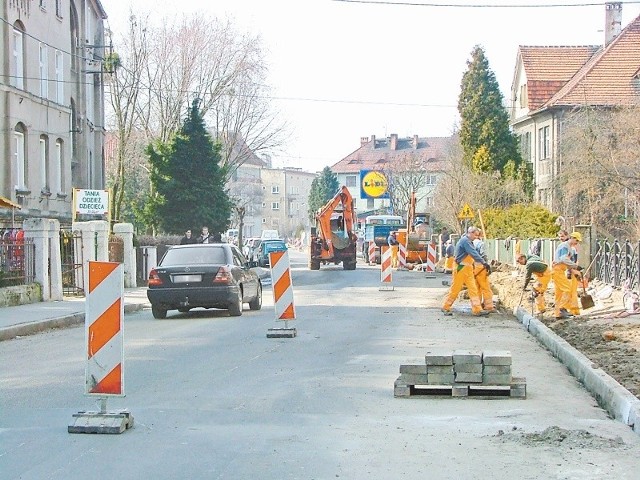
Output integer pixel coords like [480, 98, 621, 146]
[360, 170, 389, 199]
[458, 203, 474, 219]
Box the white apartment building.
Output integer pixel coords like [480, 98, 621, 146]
[259, 168, 317, 239]
[1, 0, 107, 226]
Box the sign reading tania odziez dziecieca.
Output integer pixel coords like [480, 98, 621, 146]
[74, 189, 109, 216]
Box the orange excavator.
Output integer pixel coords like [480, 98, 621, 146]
[309, 186, 358, 270]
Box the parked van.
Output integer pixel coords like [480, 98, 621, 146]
[225, 228, 239, 244]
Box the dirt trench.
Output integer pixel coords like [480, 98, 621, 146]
[489, 262, 640, 400]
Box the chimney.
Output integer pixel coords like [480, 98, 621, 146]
[360, 136, 369, 147]
[413, 135, 419, 149]
[605, 2, 622, 45]
[390, 133, 398, 150]
[371, 135, 376, 149]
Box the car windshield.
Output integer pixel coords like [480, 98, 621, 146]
[161, 246, 227, 266]
[263, 241, 286, 252]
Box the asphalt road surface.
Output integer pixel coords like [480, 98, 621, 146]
[1, 250, 639, 480]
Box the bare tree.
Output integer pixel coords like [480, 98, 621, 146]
[558, 106, 640, 239]
[141, 14, 288, 179]
[383, 152, 428, 219]
[104, 14, 152, 224]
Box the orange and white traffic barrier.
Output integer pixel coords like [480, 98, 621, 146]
[269, 249, 295, 320]
[368, 241, 376, 265]
[85, 261, 124, 396]
[380, 245, 393, 290]
[426, 242, 437, 275]
[398, 240, 407, 270]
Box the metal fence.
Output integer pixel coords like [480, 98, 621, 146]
[60, 229, 84, 296]
[0, 233, 35, 287]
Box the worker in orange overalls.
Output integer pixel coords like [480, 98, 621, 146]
[517, 253, 551, 315]
[473, 230, 496, 313]
[387, 231, 399, 268]
[441, 226, 490, 317]
[443, 239, 455, 273]
[552, 231, 583, 319]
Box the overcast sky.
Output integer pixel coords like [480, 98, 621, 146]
[102, 0, 640, 173]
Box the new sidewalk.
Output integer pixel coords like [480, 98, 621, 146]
[0, 287, 150, 341]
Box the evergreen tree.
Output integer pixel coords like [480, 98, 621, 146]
[307, 167, 339, 221]
[459, 45, 523, 178]
[146, 99, 231, 235]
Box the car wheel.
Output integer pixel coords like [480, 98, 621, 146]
[249, 283, 262, 310]
[151, 305, 167, 319]
[228, 288, 243, 316]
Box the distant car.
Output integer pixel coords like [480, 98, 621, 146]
[256, 239, 288, 267]
[146, 243, 262, 319]
[242, 237, 262, 265]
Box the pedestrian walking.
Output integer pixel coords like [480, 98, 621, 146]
[517, 253, 551, 315]
[441, 226, 491, 316]
[198, 226, 213, 244]
[180, 229, 197, 245]
[443, 240, 455, 274]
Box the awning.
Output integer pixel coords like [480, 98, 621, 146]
[0, 196, 21, 209]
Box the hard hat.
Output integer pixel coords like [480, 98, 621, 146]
[570, 231, 583, 242]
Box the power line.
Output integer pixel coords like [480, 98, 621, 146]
[332, 0, 640, 8]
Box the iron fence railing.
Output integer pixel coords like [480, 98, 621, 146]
[594, 240, 640, 290]
[0, 237, 35, 287]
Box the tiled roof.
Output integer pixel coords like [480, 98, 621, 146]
[331, 135, 454, 174]
[519, 46, 599, 110]
[544, 15, 640, 109]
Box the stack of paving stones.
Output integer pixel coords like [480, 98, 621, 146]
[394, 349, 526, 399]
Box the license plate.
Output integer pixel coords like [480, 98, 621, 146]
[172, 274, 201, 283]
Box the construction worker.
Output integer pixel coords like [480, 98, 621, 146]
[387, 231, 399, 268]
[557, 229, 582, 316]
[441, 226, 491, 317]
[443, 239, 455, 274]
[552, 231, 583, 319]
[473, 230, 496, 312]
[517, 253, 551, 315]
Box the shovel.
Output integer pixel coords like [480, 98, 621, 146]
[580, 276, 595, 310]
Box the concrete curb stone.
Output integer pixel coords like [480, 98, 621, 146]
[515, 306, 640, 435]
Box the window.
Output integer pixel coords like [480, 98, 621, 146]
[426, 174, 436, 185]
[271, 185, 279, 194]
[56, 0, 62, 17]
[519, 83, 528, 108]
[520, 132, 532, 162]
[55, 50, 64, 103]
[54, 139, 63, 194]
[14, 126, 26, 190]
[40, 0, 46, 9]
[425, 197, 434, 207]
[262, 202, 266, 208]
[538, 126, 550, 160]
[262, 218, 266, 224]
[271, 202, 279, 210]
[346, 175, 357, 187]
[289, 185, 299, 195]
[39, 44, 49, 98]
[12, 28, 24, 89]
[40, 136, 49, 191]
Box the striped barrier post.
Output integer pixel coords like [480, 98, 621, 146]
[69, 261, 134, 434]
[368, 241, 376, 265]
[398, 240, 407, 270]
[379, 245, 394, 291]
[267, 249, 297, 338]
[426, 242, 437, 278]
